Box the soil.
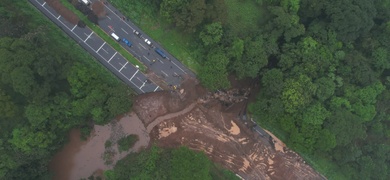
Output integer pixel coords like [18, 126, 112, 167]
[132, 76, 325, 180]
[49, 113, 150, 180]
[45, 0, 79, 25]
[91, 1, 106, 18]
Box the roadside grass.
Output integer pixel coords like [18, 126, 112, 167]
[224, 0, 267, 35]
[117, 134, 139, 152]
[109, 0, 202, 73]
[59, 0, 146, 72]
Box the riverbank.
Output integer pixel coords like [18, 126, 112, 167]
[49, 112, 149, 180]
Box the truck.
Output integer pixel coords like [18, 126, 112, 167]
[155, 48, 167, 58]
[110, 33, 120, 41]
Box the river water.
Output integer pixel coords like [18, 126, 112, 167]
[49, 112, 150, 180]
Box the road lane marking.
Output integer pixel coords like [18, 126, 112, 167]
[171, 61, 186, 73]
[96, 42, 106, 52]
[106, 16, 111, 20]
[57, 15, 61, 19]
[140, 81, 146, 89]
[129, 69, 139, 81]
[143, 55, 150, 62]
[101, 48, 108, 54]
[158, 58, 164, 64]
[103, 4, 135, 31]
[119, 62, 128, 72]
[121, 28, 128, 34]
[36, 1, 153, 93]
[161, 70, 168, 77]
[42, 2, 46, 6]
[71, 25, 77, 31]
[154, 86, 159, 92]
[138, 43, 146, 50]
[84, 32, 93, 42]
[108, 52, 117, 62]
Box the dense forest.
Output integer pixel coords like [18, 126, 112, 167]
[1, 0, 390, 179]
[104, 146, 238, 180]
[0, 1, 133, 179]
[113, 0, 390, 179]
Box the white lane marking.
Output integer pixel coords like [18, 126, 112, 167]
[71, 25, 77, 31]
[143, 55, 150, 62]
[119, 62, 128, 72]
[42, 2, 46, 6]
[171, 61, 186, 73]
[108, 52, 117, 62]
[161, 70, 168, 77]
[121, 28, 128, 34]
[140, 81, 146, 89]
[138, 43, 146, 50]
[36, 1, 160, 93]
[57, 15, 61, 19]
[103, 4, 135, 31]
[158, 58, 164, 64]
[84, 32, 93, 42]
[106, 16, 111, 20]
[129, 69, 139, 81]
[96, 42, 106, 52]
[154, 86, 159, 92]
[101, 48, 108, 54]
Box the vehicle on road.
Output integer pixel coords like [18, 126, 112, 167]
[111, 33, 120, 41]
[122, 38, 132, 47]
[80, 0, 90, 6]
[144, 39, 152, 46]
[133, 30, 141, 37]
[155, 48, 167, 58]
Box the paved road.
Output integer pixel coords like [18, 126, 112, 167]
[89, 0, 196, 87]
[29, 0, 162, 94]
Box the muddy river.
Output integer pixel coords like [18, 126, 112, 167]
[49, 112, 150, 180]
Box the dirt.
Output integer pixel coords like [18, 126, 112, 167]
[91, 1, 106, 18]
[45, 0, 79, 25]
[132, 76, 325, 180]
[49, 113, 149, 180]
[50, 73, 324, 179]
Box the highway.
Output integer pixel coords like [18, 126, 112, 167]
[90, 0, 196, 87]
[28, 0, 196, 94]
[28, 0, 163, 94]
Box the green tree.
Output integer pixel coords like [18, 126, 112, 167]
[302, 102, 330, 125]
[199, 22, 223, 46]
[199, 48, 230, 90]
[170, 147, 212, 180]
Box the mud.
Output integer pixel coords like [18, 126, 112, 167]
[132, 77, 324, 180]
[49, 113, 149, 180]
[45, 0, 79, 25]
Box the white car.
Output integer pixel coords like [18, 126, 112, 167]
[144, 39, 152, 46]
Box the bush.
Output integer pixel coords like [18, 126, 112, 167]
[117, 135, 139, 152]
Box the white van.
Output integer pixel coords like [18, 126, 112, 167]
[111, 33, 120, 41]
[81, 0, 90, 6]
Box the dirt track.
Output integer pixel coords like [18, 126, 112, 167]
[133, 77, 324, 180]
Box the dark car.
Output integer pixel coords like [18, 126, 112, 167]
[122, 38, 132, 47]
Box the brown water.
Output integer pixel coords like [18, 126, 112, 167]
[49, 113, 150, 180]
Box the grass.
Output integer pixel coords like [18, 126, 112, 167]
[105, 140, 112, 148]
[109, 0, 202, 73]
[117, 134, 139, 152]
[224, 0, 268, 35]
[59, 0, 146, 72]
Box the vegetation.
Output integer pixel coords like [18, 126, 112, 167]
[0, 1, 133, 179]
[59, 0, 146, 71]
[109, 0, 390, 179]
[117, 134, 138, 152]
[104, 146, 238, 180]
